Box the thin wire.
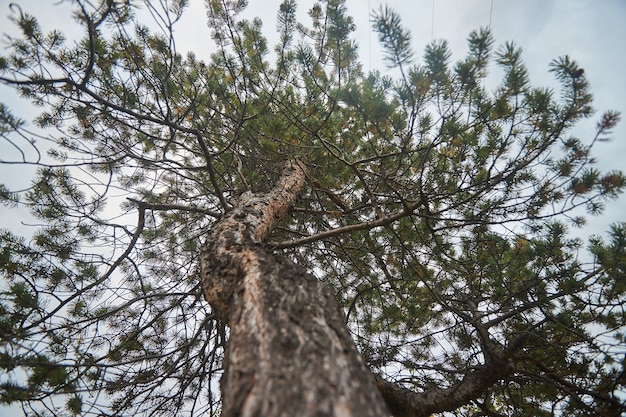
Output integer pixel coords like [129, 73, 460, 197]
[489, 0, 494, 27]
[368, 0, 372, 72]
[431, 0, 435, 40]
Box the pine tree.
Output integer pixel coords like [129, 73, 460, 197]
[0, 1, 625, 416]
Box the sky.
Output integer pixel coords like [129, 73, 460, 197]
[0, 0, 625, 415]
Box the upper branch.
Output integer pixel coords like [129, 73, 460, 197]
[271, 202, 417, 249]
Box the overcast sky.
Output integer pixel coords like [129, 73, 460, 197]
[0, 1, 625, 416]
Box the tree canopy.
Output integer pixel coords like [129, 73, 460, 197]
[1, 0, 625, 416]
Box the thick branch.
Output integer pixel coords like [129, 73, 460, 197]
[376, 331, 533, 417]
[271, 203, 417, 249]
[376, 360, 513, 417]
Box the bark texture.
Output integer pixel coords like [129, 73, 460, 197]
[200, 161, 390, 417]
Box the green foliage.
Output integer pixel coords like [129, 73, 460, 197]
[0, 353, 73, 404]
[0, 1, 624, 416]
[0, 103, 24, 134]
[372, 6, 413, 68]
[66, 394, 83, 415]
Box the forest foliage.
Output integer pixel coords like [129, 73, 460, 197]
[0, 0, 625, 416]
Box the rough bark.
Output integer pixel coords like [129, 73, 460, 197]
[200, 160, 390, 417]
[374, 335, 527, 417]
[375, 364, 512, 417]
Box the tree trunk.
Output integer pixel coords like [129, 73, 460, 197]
[199, 160, 390, 417]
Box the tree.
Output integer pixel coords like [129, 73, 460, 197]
[0, 0, 625, 416]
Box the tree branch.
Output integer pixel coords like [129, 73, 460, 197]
[270, 203, 417, 249]
[126, 197, 221, 218]
[374, 330, 531, 417]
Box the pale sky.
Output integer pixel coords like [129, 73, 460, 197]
[0, 1, 625, 414]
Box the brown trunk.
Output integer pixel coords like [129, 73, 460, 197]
[199, 161, 390, 417]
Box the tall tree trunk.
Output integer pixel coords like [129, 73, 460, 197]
[200, 160, 390, 417]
